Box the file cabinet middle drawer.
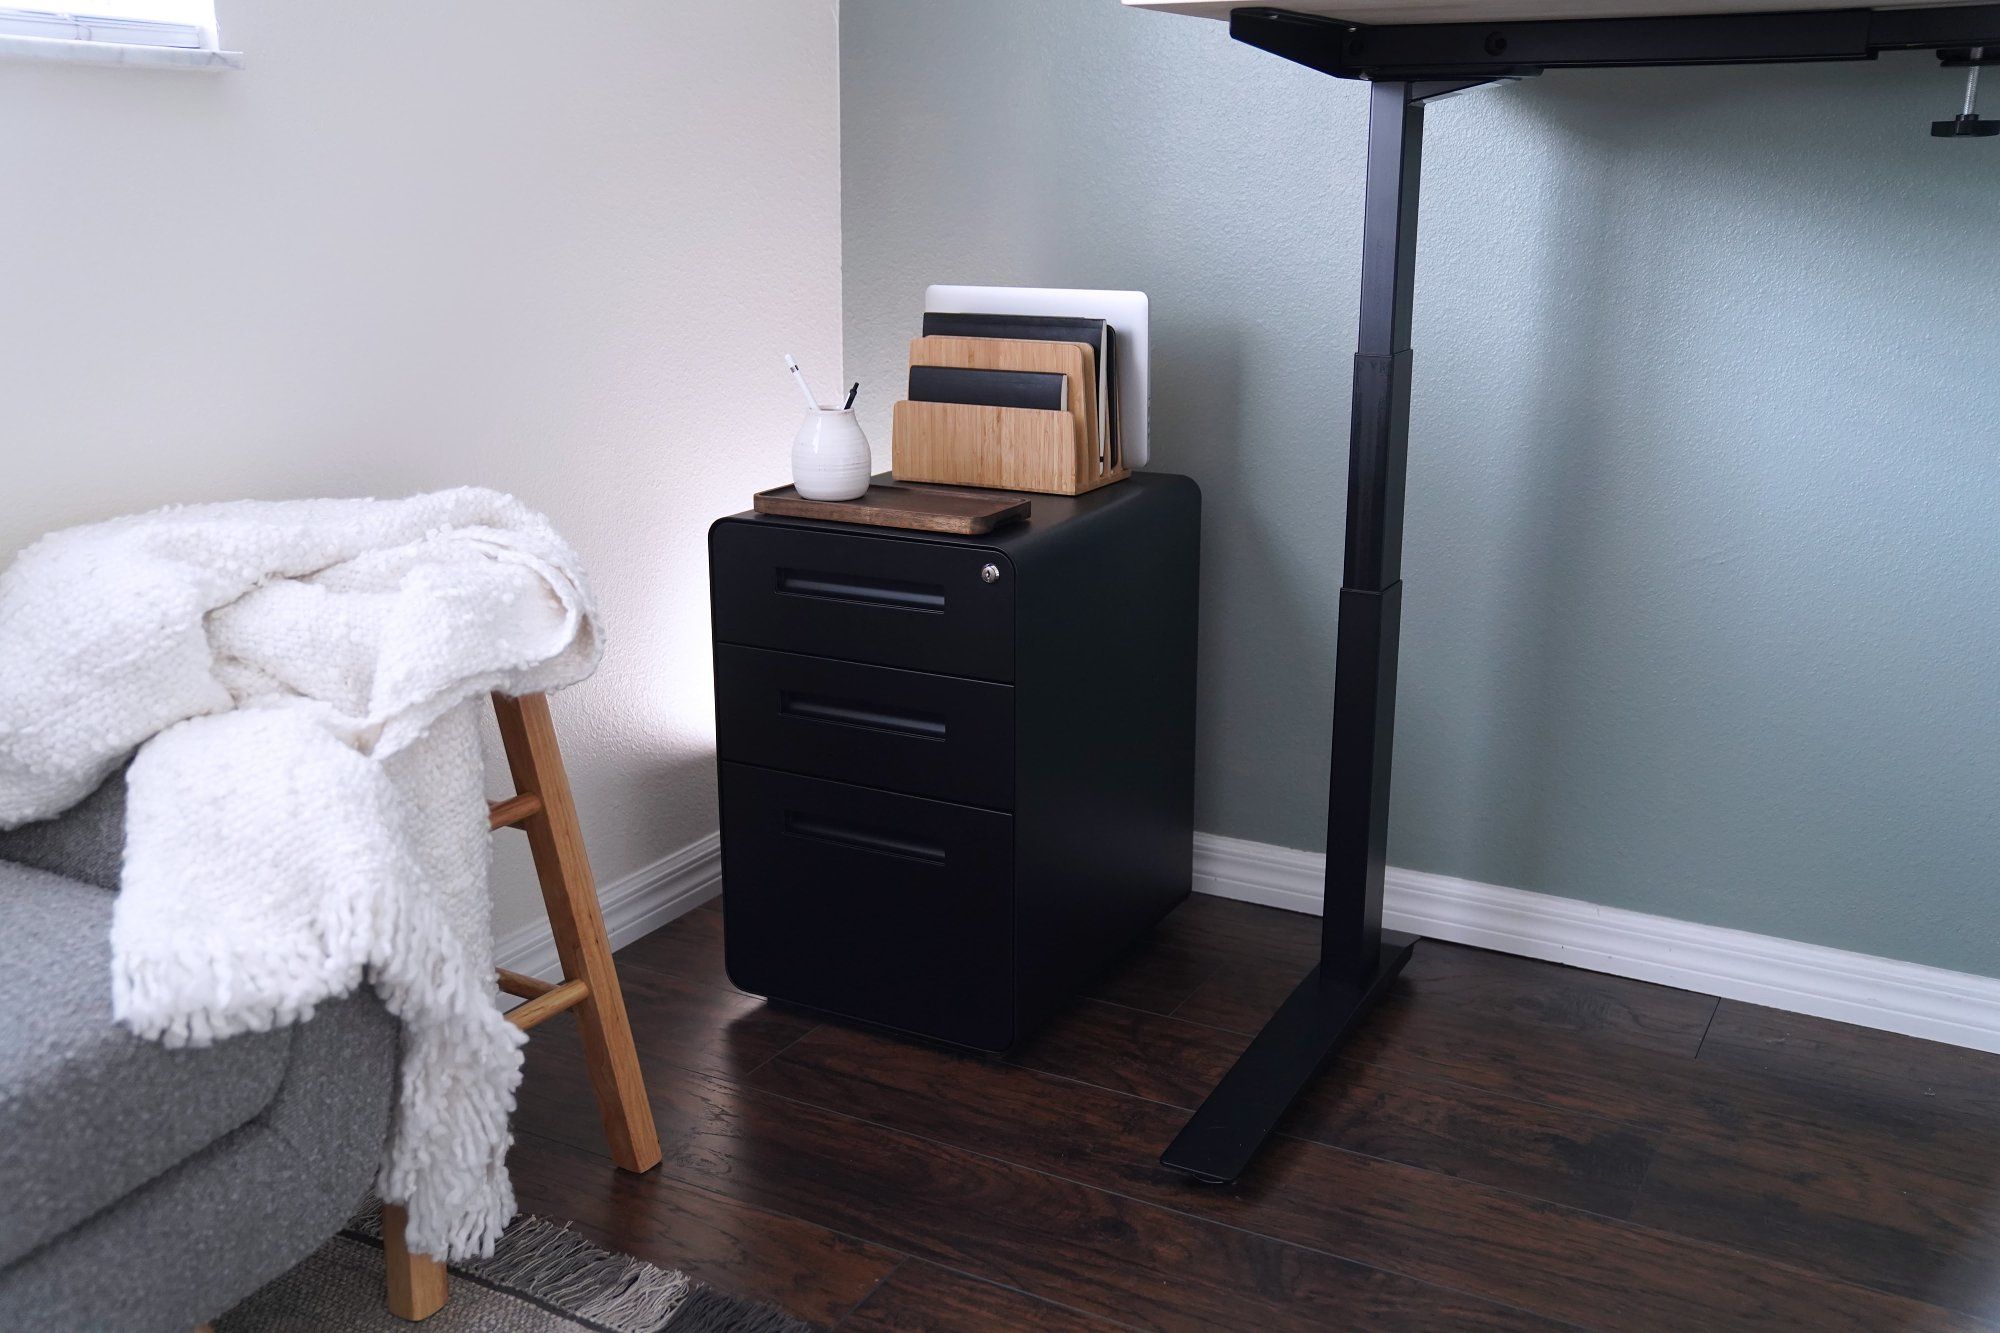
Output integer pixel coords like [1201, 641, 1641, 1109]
[713, 644, 1015, 810]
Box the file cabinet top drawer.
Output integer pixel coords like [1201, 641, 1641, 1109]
[710, 519, 1014, 682]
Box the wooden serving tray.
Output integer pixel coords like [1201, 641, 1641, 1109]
[753, 481, 1031, 534]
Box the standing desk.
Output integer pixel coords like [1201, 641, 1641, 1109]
[1126, 0, 2000, 1186]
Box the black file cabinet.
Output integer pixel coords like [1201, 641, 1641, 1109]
[709, 473, 1200, 1051]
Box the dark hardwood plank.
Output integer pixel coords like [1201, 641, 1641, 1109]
[514, 1046, 1558, 1331]
[1014, 998, 1660, 1217]
[1340, 993, 2000, 1173]
[836, 1262, 1136, 1332]
[1391, 944, 1719, 1056]
[1166, 954, 1338, 1034]
[1631, 1118, 2000, 1321]
[748, 1023, 1977, 1333]
[1084, 895, 1325, 1018]
[1175, 938, 1717, 1059]
[1150, 894, 1326, 969]
[1011, 994, 1255, 1108]
[1086, 933, 1218, 1016]
[586, 954, 816, 1082]
[1699, 1001, 2000, 1122]
[508, 1131, 900, 1329]
[557, 900, 2000, 1332]
[617, 901, 734, 991]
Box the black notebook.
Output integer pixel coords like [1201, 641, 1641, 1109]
[921, 311, 1117, 470]
[909, 365, 1069, 412]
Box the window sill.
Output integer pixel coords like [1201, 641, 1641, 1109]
[0, 33, 242, 69]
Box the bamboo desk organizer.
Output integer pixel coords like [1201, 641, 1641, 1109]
[380, 691, 662, 1323]
[892, 335, 1130, 496]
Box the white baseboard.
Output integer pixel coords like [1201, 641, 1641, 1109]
[494, 831, 721, 984]
[491, 825, 2000, 1056]
[1192, 831, 2000, 1055]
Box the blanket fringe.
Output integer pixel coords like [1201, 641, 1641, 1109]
[114, 716, 528, 1260]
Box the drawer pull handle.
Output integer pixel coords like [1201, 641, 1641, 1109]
[784, 812, 946, 866]
[776, 568, 946, 613]
[780, 692, 946, 741]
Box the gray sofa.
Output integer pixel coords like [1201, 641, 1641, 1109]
[0, 772, 400, 1331]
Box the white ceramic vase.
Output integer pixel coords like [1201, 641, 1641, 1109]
[791, 408, 872, 501]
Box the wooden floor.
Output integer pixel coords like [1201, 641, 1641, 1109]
[509, 893, 2000, 1331]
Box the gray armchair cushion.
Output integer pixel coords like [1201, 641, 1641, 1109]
[0, 765, 127, 891]
[0, 762, 401, 1329]
[0, 861, 294, 1268]
[0, 984, 398, 1332]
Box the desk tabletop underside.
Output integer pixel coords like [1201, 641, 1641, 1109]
[1125, 0, 1984, 23]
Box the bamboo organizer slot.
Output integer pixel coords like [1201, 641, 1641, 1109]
[892, 335, 1130, 496]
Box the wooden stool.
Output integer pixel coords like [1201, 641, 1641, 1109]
[383, 692, 662, 1321]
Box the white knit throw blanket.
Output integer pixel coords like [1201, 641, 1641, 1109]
[0, 488, 602, 1260]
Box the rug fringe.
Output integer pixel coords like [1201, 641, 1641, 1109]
[468, 1212, 691, 1330]
[348, 1201, 812, 1333]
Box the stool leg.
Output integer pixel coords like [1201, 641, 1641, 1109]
[493, 693, 663, 1173]
[382, 1204, 448, 1321]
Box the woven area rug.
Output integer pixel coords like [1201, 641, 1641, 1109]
[216, 1205, 811, 1332]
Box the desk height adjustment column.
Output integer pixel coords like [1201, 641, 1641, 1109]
[1161, 78, 1448, 1186]
[1328, 77, 1423, 982]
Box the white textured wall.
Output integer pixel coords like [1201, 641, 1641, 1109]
[0, 1, 843, 934]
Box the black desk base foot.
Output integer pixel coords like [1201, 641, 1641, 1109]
[1159, 931, 1418, 1184]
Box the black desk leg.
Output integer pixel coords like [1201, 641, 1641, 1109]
[1162, 78, 1435, 1185]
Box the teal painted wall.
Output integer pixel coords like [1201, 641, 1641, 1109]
[839, 0, 2000, 976]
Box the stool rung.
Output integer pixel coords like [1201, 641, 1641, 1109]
[506, 978, 590, 1031]
[488, 794, 543, 830]
[497, 967, 554, 1000]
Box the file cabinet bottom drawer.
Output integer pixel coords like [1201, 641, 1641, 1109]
[719, 763, 1016, 1051]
